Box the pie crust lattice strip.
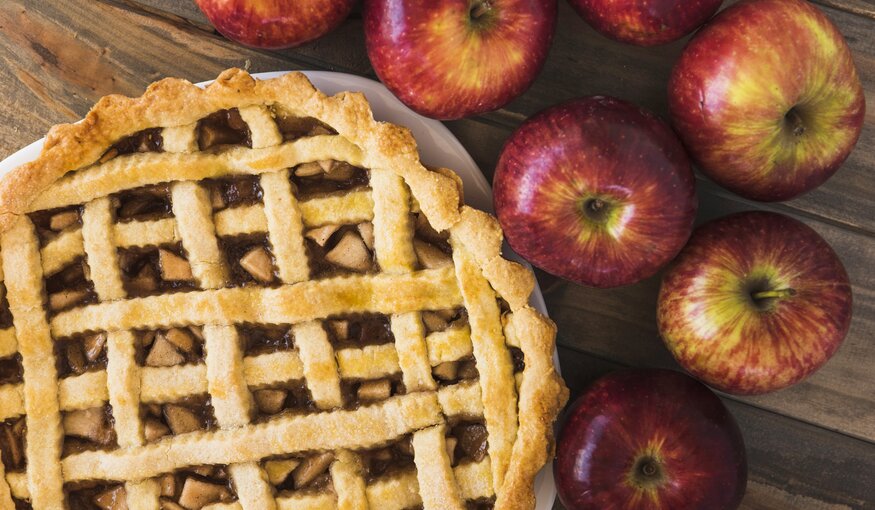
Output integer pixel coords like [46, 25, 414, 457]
[0, 69, 567, 510]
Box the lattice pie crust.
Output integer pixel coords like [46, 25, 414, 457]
[0, 69, 567, 510]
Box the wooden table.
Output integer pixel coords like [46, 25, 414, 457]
[1, 1, 873, 508]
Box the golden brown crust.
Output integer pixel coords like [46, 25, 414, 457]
[0, 69, 568, 509]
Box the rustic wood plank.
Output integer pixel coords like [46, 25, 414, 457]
[552, 347, 875, 509]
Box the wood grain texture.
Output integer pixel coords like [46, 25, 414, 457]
[0, 0, 873, 508]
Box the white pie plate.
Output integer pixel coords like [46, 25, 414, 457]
[0, 70, 558, 509]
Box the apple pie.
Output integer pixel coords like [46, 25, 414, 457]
[0, 69, 567, 510]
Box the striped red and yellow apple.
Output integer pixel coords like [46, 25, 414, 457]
[194, 0, 356, 49]
[363, 0, 557, 119]
[658, 211, 853, 395]
[669, 0, 865, 201]
[494, 96, 697, 288]
[555, 369, 747, 510]
[568, 0, 723, 46]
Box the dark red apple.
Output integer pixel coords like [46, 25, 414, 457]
[568, 0, 723, 46]
[494, 96, 697, 288]
[658, 211, 852, 395]
[363, 0, 556, 120]
[194, 0, 355, 49]
[555, 369, 747, 510]
[669, 0, 865, 202]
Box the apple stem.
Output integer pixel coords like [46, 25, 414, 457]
[752, 288, 797, 301]
[470, 1, 492, 19]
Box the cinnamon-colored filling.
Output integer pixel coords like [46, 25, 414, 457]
[29, 205, 83, 245]
[64, 481, 127, 510]
[263, 451, 334, 493]
[44, 259, 97, 316]
[135, 328, 205, 368]
[359, 436, 416, 483]
[432, 356, 479, 387]
[54, 333, 108, 378]
[239, 325, 293, 356]
[0, 354, 23, 385]
[509, 347, 525, 373]
[157, 464, 237, 509]
[61, 404, 117, 458]
[324, 314, 393, 350]
[118, 244, 196, 297]
[0, 288, 12, 330]
[140, 395, 217, 444]
[421, 308, 468, 334]
[105, 127, 164, 160]
[290, 163, 369, 199]
[466, 498, 496, 509]
[341, 377, 404, 410]
[305, 224, 379, 278]
[112, 184, 172, 222]
[219, 235, 278, 286]
[0, 417, 26, 472]
[251, 383, 317, 420]
[198, 108, 251, 150]
[204, 175, 263, 211]
[448, 421, 489, 466]
[272, 114, 336, 142]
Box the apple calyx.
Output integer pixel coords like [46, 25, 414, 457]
[469, 0, 495, 27]
[580, 197, 614, 224]
[628, 454, 667, 491]
[784, 107, 807, 138]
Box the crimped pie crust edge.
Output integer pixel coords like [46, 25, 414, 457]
[0, 68, 569, 510]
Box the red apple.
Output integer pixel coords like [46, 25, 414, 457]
[568, 0, 723, 46]
[194, 0, 355, 49]
[658, 211, 852, 395]
[555, 369, 747, 510]
[363, 0, 556, 120]
[494, 96, 697, 288]
[669, 0, 865, 202]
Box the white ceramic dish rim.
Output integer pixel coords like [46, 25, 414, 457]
[0, 70, 558, 509]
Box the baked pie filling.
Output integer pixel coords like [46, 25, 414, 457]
[0, 70, 566, 510]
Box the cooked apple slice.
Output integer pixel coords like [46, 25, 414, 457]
[295, 161, 324, 177]
[264, 458, 300, 485]
[83, 332, 107, 362]
[177, 477, 231, 509]
[253, 389, 287, 415]
[326, 319, 349, 341]
[432, 362, 458, 382]
[63, 407, 114, 445]
[163, 328, 196, 355]
[49, 289, 89, 311]
[145, 334, 184, 367]
[421, 311, 449, 332]
[49, 210, 79, 231]
[317, 159, 335, 173]
[305, 224, 339, 246]
[66, 342, 87, 375]
[458, 360, 479, 380]
[158, 250, 193, 282]
[93, 485, 127, 510]
[325, 161, 356, 181]
[159, 474, 176, 497]
[457, 423, 489, 462]
[357, 379, 391, 402]
[129, 264, 159, 294]
[144, 417, 171, 442]
[163, 405, 202, 435]
[358, 222, 375, 250]
[292, 452, 334, 489]
[325, 231, 371, 272]
[413, 240, 452, 269]
[159, 500, 186, 510]
[240, 246, 275, 283]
